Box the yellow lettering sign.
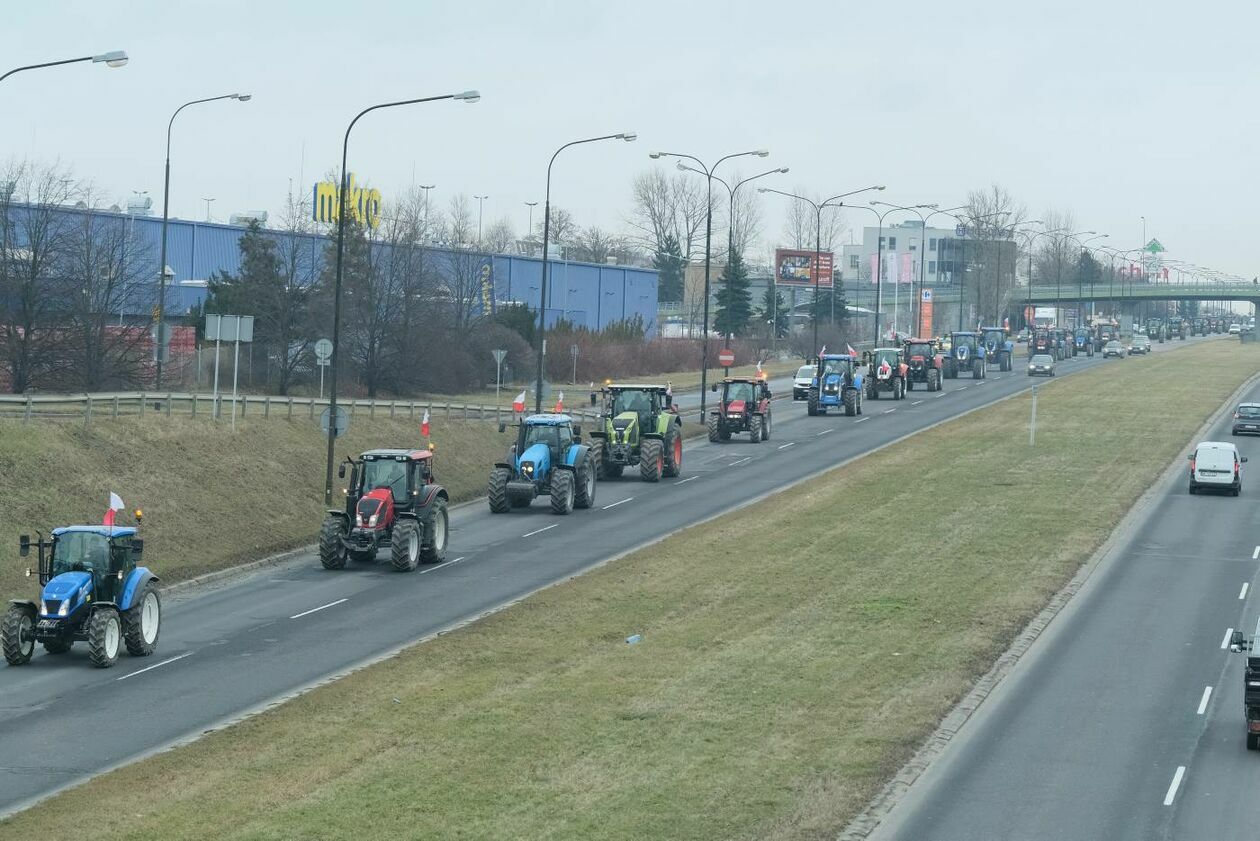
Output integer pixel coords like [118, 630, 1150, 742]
[312, 173, 382, 229]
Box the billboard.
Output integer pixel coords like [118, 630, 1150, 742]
[774, 248, 833, 288]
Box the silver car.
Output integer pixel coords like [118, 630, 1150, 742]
[1128, 336, 1151, 355]
[1102, 340, 1126, 359]
[1027, 353, 1055, 377]
[792, 364, 815, 400]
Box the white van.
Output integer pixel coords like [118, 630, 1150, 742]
[1188, 441, 1247, 495]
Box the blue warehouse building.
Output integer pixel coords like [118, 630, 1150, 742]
[7, 204, 659, 335]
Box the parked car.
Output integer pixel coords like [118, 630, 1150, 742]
[793, 364, 816, 400]
[1128, 335, 1151, 355]
[1188, 441, 1247, 495]
[1230, 323, 1242, 334]
[1233, 403, 1260, 436]
[1027, 353, 1056, 377]
[1102, 340, 1126, 359]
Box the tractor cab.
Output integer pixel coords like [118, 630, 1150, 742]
[28, 526, 143, 612]
[510, 414, 578, 480]
[980, 327, 1006, 355]
[593, 384, 673, 447]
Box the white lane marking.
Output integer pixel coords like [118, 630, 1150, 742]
[602, 497, 634, 510]
[419, 556, 469, 575]
[1241, 582, 1250, 600]
[957, 386, 969, 391]
[729, 457, 752, 467]
[1252, 545, 1259, 559]
[816, 428, 836, 436]
[1197, 686, 1213, 715]
[1163, 766, 1186, 806]
[116, 651, 193, 682]
[1221, 627, 1234, 649]
[290, 598, 349, 620]
[523, 524, 559, 538]
[992, 376, 1002, 380]
[935, 393, 947, 398]
[855, 417, 870, 423]
[777, 442, 796, 450]
[674, 476, 699, 485]
[911, 400, 923, 406]
[883, 408, 897, 414]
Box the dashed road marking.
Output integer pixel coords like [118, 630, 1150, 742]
[290, 598, 349, 620]
[1241, 582, 1250, 600]
[674, 476, 699, 485]
[523, 524, 558, 538]
[1252, 545, 1259, 559]
[419, 556, 469, 575]
[777, 442, 796, 450]
[602, 497, 634, 510]
[957, 386, 969, 391]
[816, 428, 836, 436]
[1163, 766, 1186, 806]
[1222, 627, 1235, 649]
[883, 408, 897, 414]
[855, 417, 870, 423]
[116, 651, 193, 681]
[1197, 686, 1213, 715]
[911, 400, 923, 406]
[729, 457, 752, 466]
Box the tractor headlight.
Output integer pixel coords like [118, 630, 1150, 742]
[522, 462, 534, 476]
[367, 514, 378, 528]
[59, 599, 70, 617]
[40, 600, 48, 616]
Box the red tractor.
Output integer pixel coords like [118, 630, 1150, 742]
[901, 337, 944, 392]
[708, 376, 773, 443]
[864, 346, 909, 400]
[320, 448, 449, 572]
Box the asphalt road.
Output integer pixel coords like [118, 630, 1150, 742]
[0, 337, 1211, 816]
[869, 338, 1255, 841]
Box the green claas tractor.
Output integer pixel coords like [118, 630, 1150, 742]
[3, 515, 161, 668]
[588, 383, 684, 482]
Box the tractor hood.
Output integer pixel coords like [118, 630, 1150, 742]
[42, 571, 92, 603]
[518, 442, 552, 475]
[610, 413, 639, 443]
[725, 399, 747, 414]
[355, 488, 395, 530]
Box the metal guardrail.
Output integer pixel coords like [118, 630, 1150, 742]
[0, 392, 601, 425]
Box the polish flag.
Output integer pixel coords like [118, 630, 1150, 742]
[554, 391, 564, 412]
[846, 343, 858, 356]
[104, 492, 124, 527]
[819, 344, 827, 358]
[512, 389, 527, 412]
[421, 409, 431, 438]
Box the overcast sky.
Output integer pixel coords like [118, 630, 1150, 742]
[5, 0, 1258, 275]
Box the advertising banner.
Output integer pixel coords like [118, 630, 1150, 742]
[774, 248, 833, 288]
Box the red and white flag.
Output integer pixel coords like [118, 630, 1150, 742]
[846, 343, 857, 356]
[104, 492, 124, 527]
[819, 344, 827, 358]
[421, 409, 431, 438]
[512, 389, 527, 413]
[554, 391, 564, 412]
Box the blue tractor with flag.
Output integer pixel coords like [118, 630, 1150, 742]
[942, 331, 986, 379]
[488, 414, 600, 514]
[806, 350, 864, 416]
[980, 326, 1015, 370]
[3, 501, 161, 668]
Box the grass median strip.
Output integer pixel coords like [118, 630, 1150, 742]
[6, 341, 1257, 840]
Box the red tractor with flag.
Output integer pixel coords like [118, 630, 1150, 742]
[708, 375, 773, 443]
[319, 448, 449, 572]
[864, 346, 909, 400]
[901, 336, 944, 391]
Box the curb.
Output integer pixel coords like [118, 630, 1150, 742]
[838, 352, 1260, 841]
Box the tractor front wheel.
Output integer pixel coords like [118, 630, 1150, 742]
[87, 608, 122, 668]
[807, 388, 820, 416]
[663, 430, 683, 477]
[762, 412, 771, 442]
[390, 519, 422, 572]
[488, 467, 511, 513]
[1, 603, 35, 666]
[928, 369, 941, 391]
[750, 414, 764, 443]
[843, 389, 858, 417]
[575, 454, 598, 508]
[707, 413, 721, 442]
[972, 360, 984, 379]
[319, 516, 348, 570]
[639, 439, 664, 482]
[419, 498, 449, 563]
[123, 585, 161, 656]
[551, 469, 576, 514]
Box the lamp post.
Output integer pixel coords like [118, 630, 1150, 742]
[917, 205, 966, 334]
[535, 132, 637, 413]
[871, 201, 939, 337]
[323, 89, 480, 505]
[760, 185, 885, 351]
[154, 92, 252, 390]
[831, 202, 915, 343]
[1017, 226, 1064, 327]
[1, 50, 128, 83]
[416, 184, 435, 240]
[474, 194, 489, 245]
[679, 165, 788, 343]
[524, 201, 539, 242]
[1076, 233, 1108, 320]
[651, 149, 768, 413]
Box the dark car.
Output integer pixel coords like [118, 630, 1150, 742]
[1027, 353, 1055, 377]
[1234, 403, 1260, 436]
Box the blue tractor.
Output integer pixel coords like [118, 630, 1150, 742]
[980, 326, 1015, 370]
[943, 331, 987, 379]
[2, 519, 161, 668]
[1071, 326, 1095, 357]
[806, 353, 865, 417]
[488, 414, 601, 514]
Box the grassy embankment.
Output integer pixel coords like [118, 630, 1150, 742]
[7, 340, 1257, 841]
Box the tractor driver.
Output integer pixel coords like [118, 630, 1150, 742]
[365, 460, 408, 503]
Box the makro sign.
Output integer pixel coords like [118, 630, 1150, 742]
[312, 173, 382, 229]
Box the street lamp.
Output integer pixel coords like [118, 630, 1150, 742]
[760, 185, 885, 351]
[651, 148, 768, 414]
[871, 201, 939, 337]
[154, 92, 252, 390]
[323, 89, 480, 505]
[1016, 225, 1064, 326]
[678, 164, 788, 344]
[474, 194, 489, 245]
[535, 131, 637, 413]
[524, 201, 539, 241]
[1, 49, 128, 83]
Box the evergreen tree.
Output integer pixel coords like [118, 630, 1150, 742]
[494, 302, 537, 347]
[714, 250, 752, 337]
[757, 284, 789, 338]
[653, 232, 685, 303]
[810, 287, 848, 324]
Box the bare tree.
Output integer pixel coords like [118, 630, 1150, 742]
[627, 169, 707, 264]
[960, 184, 1026, 322]
[718, 172, 763, 260]
[781, 190, 847, 252]
[483, 216, 516, 254]
[536, 206, 579, 244]
[570, 225, 621, 264]
[445, 193, 475, 247]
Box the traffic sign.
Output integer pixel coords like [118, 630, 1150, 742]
[717, 348, 735, 367]
[491, 348, 507, 365]
[314, 338, 333, 362]
[320, 406, 349, 438]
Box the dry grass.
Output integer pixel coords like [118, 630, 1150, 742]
[6, 341, 1256, 841]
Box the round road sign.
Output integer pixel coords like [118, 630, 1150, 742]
[717, 348, 735, 367]
[319, 406, 349, 438]
[314, 338, 333, 362]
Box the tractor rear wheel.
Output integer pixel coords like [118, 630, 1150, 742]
[639, 438, 664, 482]
[43, 638, 72, 655]
[390, 519, 422, 572]
[1002, 352, 1013, 371]
[843, 389, 858, 417]
[419, 498, 449, 563]
[488, 467, 511, 513]
[894, 378, 904, 400]
[319, 516, 348, 570]
[928, 369, 941, 391]
[575, 454, 597, 508]
[707, 413, 721, 442]
[551, 469, 576, 514]
[807, 388, 820, 416]
[972, 360, 984, 379]
[663, 429, 683, 477]
[87, 608, 121, 668]
[762, 412, 771, 441]
[123, 585, 161, 657]
[1, 603, 35, 666]
[750, 415, 764, 443]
